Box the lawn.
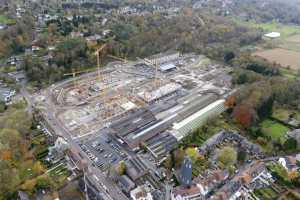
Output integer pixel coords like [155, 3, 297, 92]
[261, 119, 289, 140]
[182, 116, 238, 147]
[0, 15, 16, 25]
[242, 21, 300, 39]
[279, 68, 300, 80]
[230, 17, 300, 37]
[273, 108, 300, 121]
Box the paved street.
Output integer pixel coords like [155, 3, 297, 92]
[21, 80, 129, 200]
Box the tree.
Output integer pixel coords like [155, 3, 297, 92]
[232, 104, 256, 127]
[225, 96, 236, 109]
[0, 161, 20, 198]
[116, 161, 126, 175]
[224, 51, 235, 63]
[21, 179, 37, 195]
[237, 150, 247, 163]
[32, 161, 45, 176]
[164, 155, 173, 170]
[36, 175, 53, 190]
[2, 108, 32, 136]
[0, 128, 22, 160]
[0, 102, 5, 113]
[185, 147, 200, 163]
[217, 147, 237, 168]
[173, 148, 186, 169]
[283, 138, 298, 152]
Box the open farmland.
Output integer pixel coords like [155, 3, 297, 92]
[253, 48, 300, 70]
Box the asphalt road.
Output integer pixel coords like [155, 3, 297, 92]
[23, 81, 129, 200]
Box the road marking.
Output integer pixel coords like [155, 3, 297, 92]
[93, 174, 99, 181]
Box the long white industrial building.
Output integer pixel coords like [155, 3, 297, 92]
[171, 99, 226, 141]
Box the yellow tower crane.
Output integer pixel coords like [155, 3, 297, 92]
[94, 44, 107, 81]
[107, 54, 127, 63]
[64, 68, 93, 90]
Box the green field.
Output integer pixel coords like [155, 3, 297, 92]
[0, 15, 16, 25]
[280, 68, 300, 80]
[273, 108, 300, 121]
[231, 17, 300, 38]
[243, 21, 300, 38]
[261, 119, 290, 140]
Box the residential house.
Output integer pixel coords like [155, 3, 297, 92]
[130, 185, 153, 200]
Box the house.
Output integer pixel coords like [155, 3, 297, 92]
[118, 175, 135, 193]
[32, 45, 41, 52]
[8, 71, 25, 82]
[18, 191, 30, 200]
[130, 185, 153, 200]
[172, 170, 229, 200]
[278, 156, 298, 172]
[288, 129, 300, 141]
[172, 185, 202, 200]
[296, 153, 300, 162]
[0, 87, 15, 103]
[85, 34, 102, 46]
[48, 46, 56, 51]
[210, 162, 273, 200]
[125, 156, 149, 181]
[0, 24, 7, 30]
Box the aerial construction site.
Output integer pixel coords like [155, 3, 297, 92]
[35, 51, 233, 156]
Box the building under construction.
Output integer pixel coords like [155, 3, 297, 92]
[40, 52, 232, 151]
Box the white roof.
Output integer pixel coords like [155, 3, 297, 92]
[138, 83, 181, 102]
[121, 101, 137, 111]
[160, 63, 176, 71]
[173, 99, 225, 130]
[296, 154, 300, 161]
[264, 32, 281, 38]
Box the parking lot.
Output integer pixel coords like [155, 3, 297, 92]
[79, 134, 128, 171]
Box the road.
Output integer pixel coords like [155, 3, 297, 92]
[22, 81, 129, 200]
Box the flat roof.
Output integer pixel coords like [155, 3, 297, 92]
[173, 99, 225, 130]
[264, 32, 281, 38]
[132, 113, 177, 140]
[160, 63, 176, 71]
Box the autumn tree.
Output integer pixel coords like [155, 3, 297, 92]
[2, 108, 32, 136]
[0, 161, 20, 199]
[0, 128, 22, 160]
[225, 95, 236, 109]
[185, 147, 200, 164]
[232, 104, 256, 127]
[217, 147, 237, 168]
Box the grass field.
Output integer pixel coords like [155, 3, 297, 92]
[280, 68, 299, 80]
[232, 19, 300, 38]
[239, 19, 300, 71]
[273, 108, 300, 121]
[0, 15, 16, 25]
[261, 119, 289, 140]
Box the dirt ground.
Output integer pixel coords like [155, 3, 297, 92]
[253, 48, 300, 70]
[286, 34, 300, 43]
